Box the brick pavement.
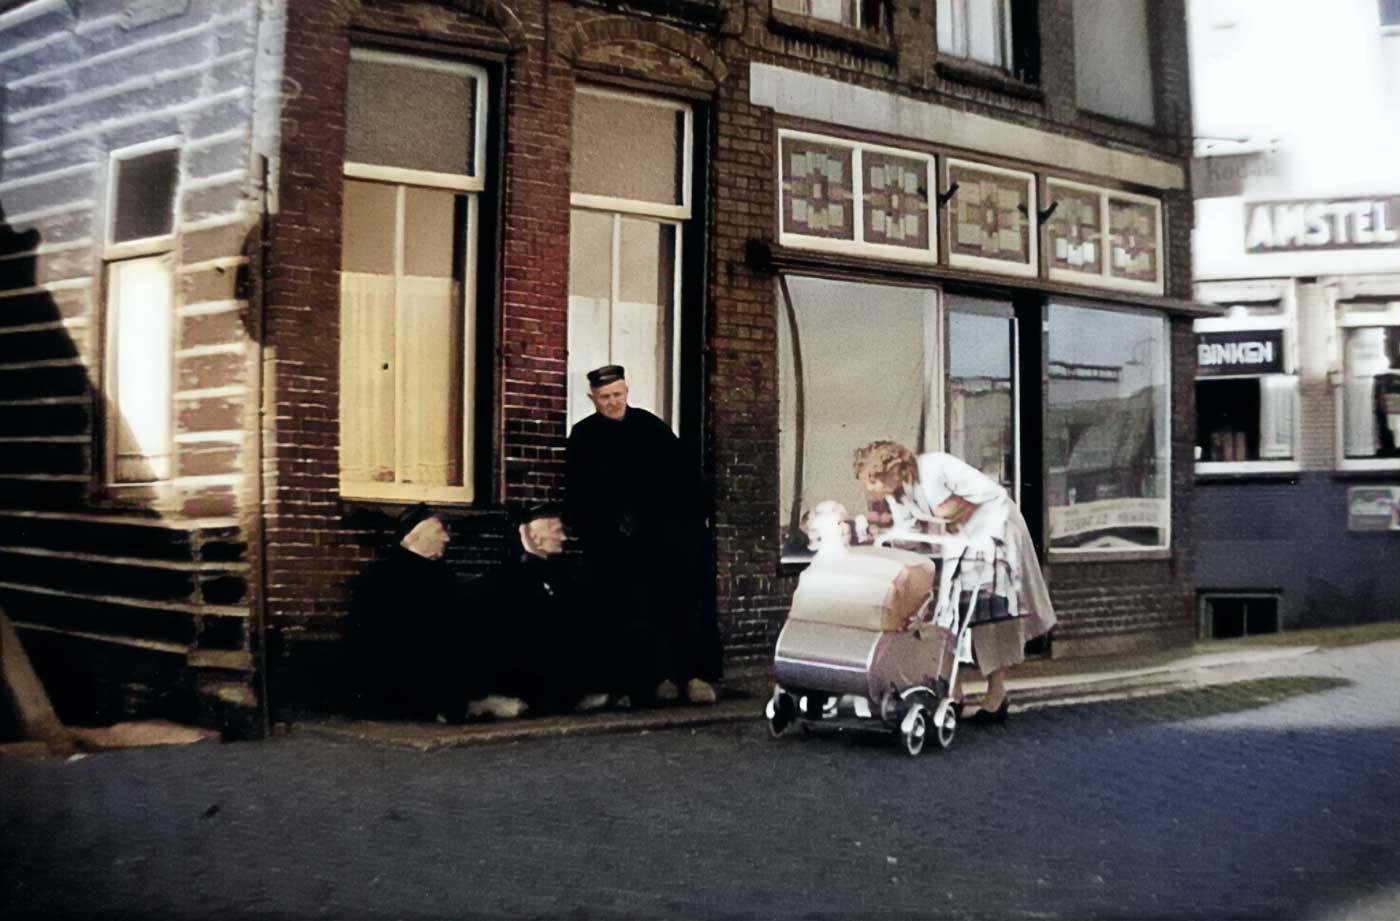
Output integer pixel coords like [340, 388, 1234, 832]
[2, 641, 1397, 919]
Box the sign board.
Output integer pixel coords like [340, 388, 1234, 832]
[1346, 486, 1400, 532]
[1049, 498, 1167, 539]
[1191, 151, 1281, 200]
[1196, 328, 1286, 376]
[1244, 195, 1400, 253]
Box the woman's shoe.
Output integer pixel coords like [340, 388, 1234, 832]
[966, 697, 1009, 726]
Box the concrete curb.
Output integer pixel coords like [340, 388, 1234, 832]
[294, 645, 1324, 752]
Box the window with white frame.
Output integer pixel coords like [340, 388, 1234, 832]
[937, 0, 1012, 69]
[1339, 300, 1400, 463]
[773, 0, 883, 31]
[1381, 0, 1400, 30]
[1047, 302, 1170, 552]
[104, 142, 180, 485]
[778, 277, 942, 561]
[568, 86, 691, 429]
[1194, 285, 1299, 469]
[339, 49, 487, 502]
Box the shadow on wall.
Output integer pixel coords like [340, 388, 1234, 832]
[0, 99, 201, 730]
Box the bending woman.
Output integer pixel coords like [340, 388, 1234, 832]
[852, 440, 1056, 722]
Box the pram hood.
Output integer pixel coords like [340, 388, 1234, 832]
[788, 546, 937, 634]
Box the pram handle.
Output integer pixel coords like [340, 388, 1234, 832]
[872, 530, 967, 557]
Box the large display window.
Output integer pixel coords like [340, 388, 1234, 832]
[777, 278, 942, 560]
[1047, 301, 1170, 552]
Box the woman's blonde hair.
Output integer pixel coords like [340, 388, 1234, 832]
[852, 440, 919, 486]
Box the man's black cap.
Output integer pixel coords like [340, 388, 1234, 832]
[586, 364, 625, 388]
[395, 502, 439, 540]
[514, 502, 563, 527]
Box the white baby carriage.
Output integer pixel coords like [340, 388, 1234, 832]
[764, 531, 1004, 755]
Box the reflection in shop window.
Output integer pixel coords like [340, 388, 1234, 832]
[1047, 302, 1169, 550]
[778, 278, 940, 560]
[1343, 325, 1400, 459]
[946, 297, 1016, 495]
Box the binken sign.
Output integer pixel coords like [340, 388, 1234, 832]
[1196, 329, 1285, 376]
[1244, 195, 1400, 253]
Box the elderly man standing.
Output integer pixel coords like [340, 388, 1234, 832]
[565, 364, 722, 705]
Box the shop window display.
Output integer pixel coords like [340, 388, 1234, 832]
[1047, 302, 1169, 550]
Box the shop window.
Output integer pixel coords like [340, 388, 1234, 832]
[946, 295, 1016, 497]
[778, 278, 941, 561]
[1200, 594, 1280, 639]
[1194, 299, 1298, 469]
[1047, 302, 1169, 552]
[339, 50, 487, 502]
[568, 87, 691, 429]
[1073, 0, 1155, 126]
[1339, 302, 1400, 464]
[773, 0, 883, 31]
[104, 141, 180, 485]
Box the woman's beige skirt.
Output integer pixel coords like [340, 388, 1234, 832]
[970, 616, 1027, 674]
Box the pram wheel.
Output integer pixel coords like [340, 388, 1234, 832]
[765, 689, 796, 738]
[932, 698, 957, 750]
[900, 703, 928, 756]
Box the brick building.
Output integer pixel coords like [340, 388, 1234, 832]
[1188, 0, 1400, 638]
[1, 0, 1207, 736]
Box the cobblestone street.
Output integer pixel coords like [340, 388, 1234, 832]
[4, 641, 1398, 920]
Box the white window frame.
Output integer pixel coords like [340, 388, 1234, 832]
[773, 0, 874, 31]
[1193, 280, 1301, 475]
[936, 0, 1013, 70]
[570, 85, 692, 222]
[339, 50, 488, 503]
[1333, 286, 1400, 472]
[945, 157, 1038, 279]
[102, 137, 182, 487]
[568, 86, 693, 430]
[343, 49, 489, 195]
[777, 129, 938, 265]
[1046, 301, 1172, 558]
[1046, 178, 1165, 296]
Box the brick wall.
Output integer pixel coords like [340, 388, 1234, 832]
[262, 0, 1202, 702]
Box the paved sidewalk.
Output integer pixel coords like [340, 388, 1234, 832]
[298, 623, 1398, 752]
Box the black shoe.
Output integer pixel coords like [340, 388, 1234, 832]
[966, 697, 1009, 726]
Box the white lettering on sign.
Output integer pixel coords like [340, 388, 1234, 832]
[1198, 340, 1274, 368]
[1245, 197, 1400, 252]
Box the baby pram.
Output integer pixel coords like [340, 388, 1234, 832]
[765, 532, 1001, 755]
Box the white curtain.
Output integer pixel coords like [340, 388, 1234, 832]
[397, 276, 462, 486]
[339, 273, 397, 484]
[1258, 375, 1296, 460]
